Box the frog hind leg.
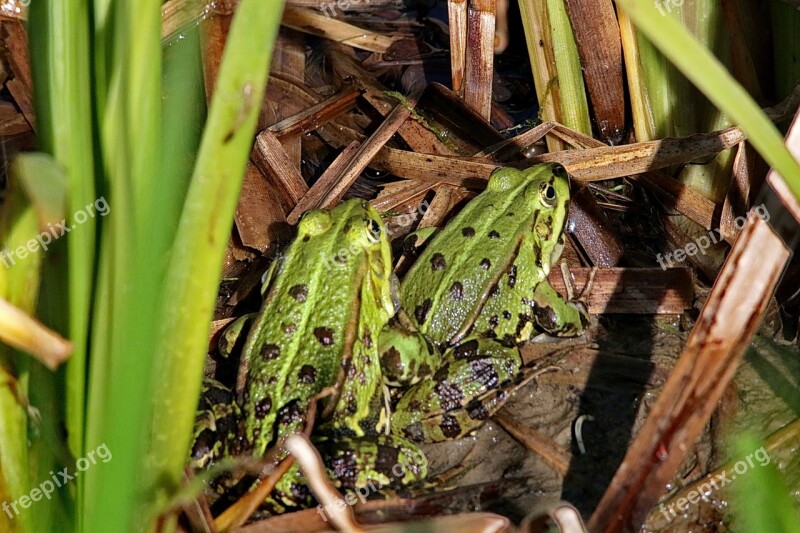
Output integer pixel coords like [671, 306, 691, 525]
[191, 378, 243, 468]
[319, 434, 428, 493]
[471, 233, 586, 342]
[268, 462, 315, 511]
[267, 435, 428, 510]
[391, 337, 522, 443]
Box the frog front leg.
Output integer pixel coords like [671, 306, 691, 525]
[531, 279, 587, 337]
[390, 337, 522, 443]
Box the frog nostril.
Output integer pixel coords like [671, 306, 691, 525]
[552, 163, 568, 178]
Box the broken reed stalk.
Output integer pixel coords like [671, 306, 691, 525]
[448, 0, 467, 94]
[463, 0, 495, 120]
[281, 6, 400, 53]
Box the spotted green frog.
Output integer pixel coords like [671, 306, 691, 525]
[192, 199, 425, 508]
[379, 162, 586, 444]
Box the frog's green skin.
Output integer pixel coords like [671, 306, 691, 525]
[381, 163, 586, 444]
[192, 199, 427, 509]
[238, 199, 397, 453]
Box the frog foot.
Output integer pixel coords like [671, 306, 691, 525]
[558, 261, 594, 329]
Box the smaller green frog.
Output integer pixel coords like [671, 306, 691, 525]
[379, 162, 587, 444]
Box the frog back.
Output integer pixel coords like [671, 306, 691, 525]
[401, 164, 567, 345]
[240, 200, 395, 453]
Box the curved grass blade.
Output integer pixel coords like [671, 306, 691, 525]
[615, 0, 800, 201]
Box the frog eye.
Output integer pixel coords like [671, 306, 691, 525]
[540, 182, 558, 208]
[370, 219, 382, 236]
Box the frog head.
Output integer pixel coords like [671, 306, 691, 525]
[341, 202, 398, 320]
[523, 163, 571, 275]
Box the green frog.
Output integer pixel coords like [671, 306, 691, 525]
[192, 199, 425, 508]
[378, 162, 587, 444]
[192, 163, 586, 509]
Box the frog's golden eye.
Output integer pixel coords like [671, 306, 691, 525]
[540, 182, 558, 208]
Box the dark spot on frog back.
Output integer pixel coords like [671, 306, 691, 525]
[363, 329, 372, 348]
[431, 253, 446, 271]
[507, 265, 517, 288]
[462, 227, 475, 237]
[328, 449, 358, 487]
[261, 343, 280, 361]
[314, 327, 335, 345]
[488, 230, 500, 239]
[453, 339, 479, 359]
[289, 284, 308, 302]
[277, 399, 304, 426]
[466, 398, 490, 420]
[298, 364, 317, 384]
[434, 380, 465, 412]
[414, 299, 432, 323]
[469, 359, 500, 388]
[254, 396, 273, 418]
[450, 281, 464, 300]
[480, 258, 491, 270]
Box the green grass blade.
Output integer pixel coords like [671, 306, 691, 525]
[145, 0, 284, 518]
[615, 0, 800, 201]
[730, 433, 800, 533]
[28, 0, 97, 465]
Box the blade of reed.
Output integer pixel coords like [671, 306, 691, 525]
[615, 0, 800, 201]
[145, 0, 283, 523]
[27, 2, 98, 531]
[518, 0, 591, 152]
[81, 0, 168, 531]
[28, 0, 97, 465]
[620, 1, 739, 201]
